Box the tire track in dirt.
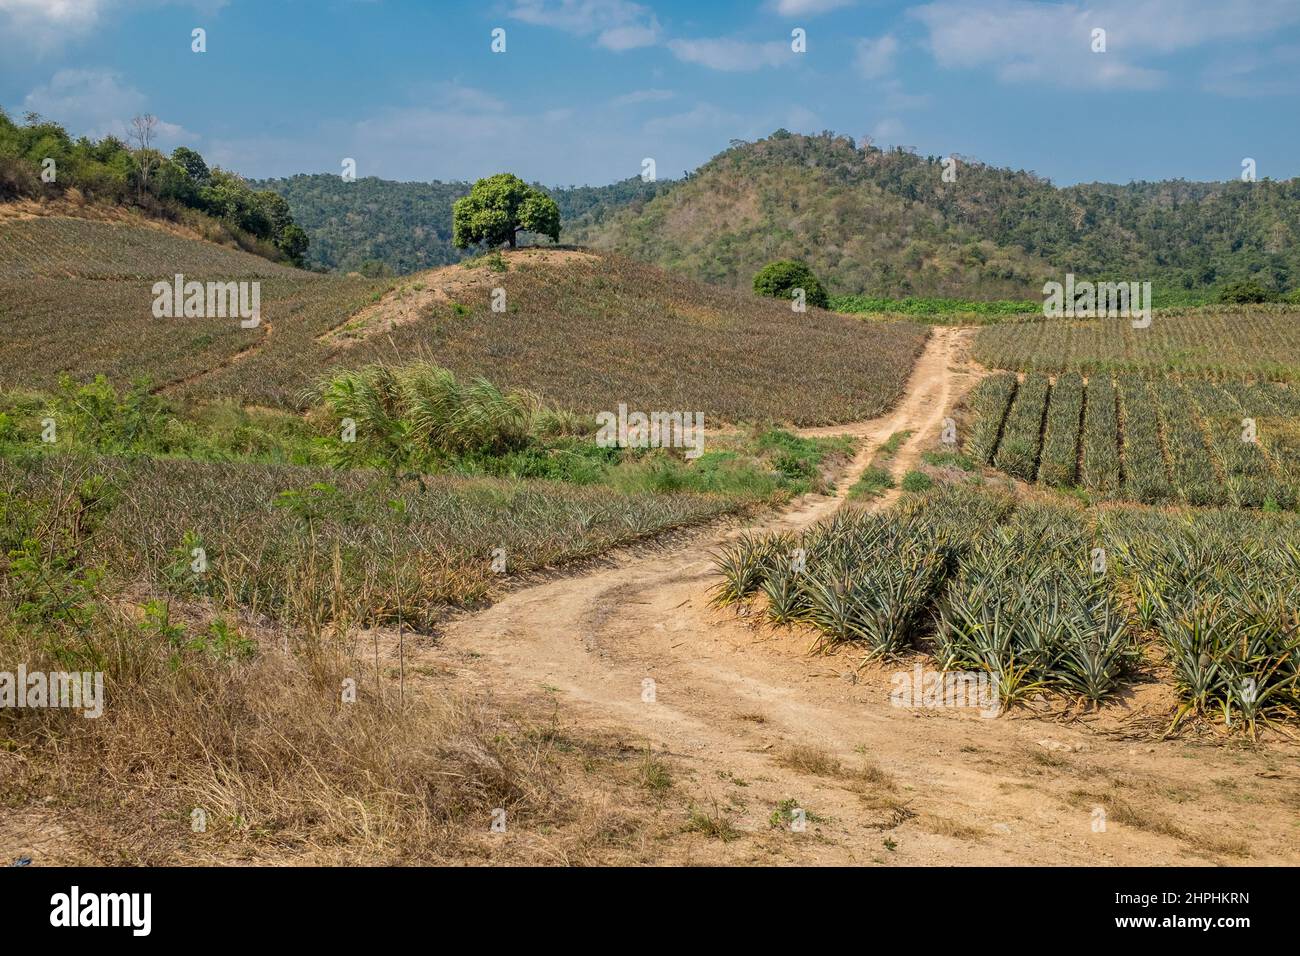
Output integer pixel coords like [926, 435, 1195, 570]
[402, 327, 1300, 865]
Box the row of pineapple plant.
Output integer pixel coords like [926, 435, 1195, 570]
[711, 512, 946, 659]
[1116, 374, 1175, 504]
[963, 372, 1018, 464]
[933, 503, 1136, 705]
[710, 486, 1011, 660]
[1186, 379, 1293, 509]
[1101, 508, 1300, 733]
[993, 373, 1050, 481]
[1079, 375, 1120, 494]
[1151, 379, 1228, 506]
[1037, 371, 1084, 487]
[969, 367, 1300, 510]
[1184, 380, 1269, 502]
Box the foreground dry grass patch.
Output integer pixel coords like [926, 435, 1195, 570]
[0, 608, 683, 865]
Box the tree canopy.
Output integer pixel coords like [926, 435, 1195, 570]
[452, 173, 560, 249]
[0, 106, 309, 267]
[753, 260, 830, 309]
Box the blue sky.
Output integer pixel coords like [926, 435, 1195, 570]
[2, 0, 1298, 187]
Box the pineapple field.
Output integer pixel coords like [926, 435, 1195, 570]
[8, 6, 1300, 887]
[713, 484, 1300, 732]
[963, 369, 1300, 508]
[974, 305, 1300, 381]
[0, 216, 928, 425]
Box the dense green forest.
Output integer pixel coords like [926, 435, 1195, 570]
[252, 172, 671, 274]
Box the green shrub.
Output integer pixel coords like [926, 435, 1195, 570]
[753, 260, 829, 310]
[311, 363, 542, 471]
[900, 470, 933, 492]
[1217, 279, 1276, 304]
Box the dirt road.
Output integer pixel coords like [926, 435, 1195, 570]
[413, 327, 1300, 865]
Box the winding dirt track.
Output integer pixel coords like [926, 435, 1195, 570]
[408, 328, 1300, 865]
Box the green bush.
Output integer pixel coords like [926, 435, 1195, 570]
[1217, 279, 1276, 304]
[900, 470, 933, 492]
[753, 260, 829, 310]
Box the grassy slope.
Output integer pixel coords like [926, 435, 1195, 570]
[289, 252, 928, 425]
[0, 213, 928, 425]
[0, 214, 390, 395]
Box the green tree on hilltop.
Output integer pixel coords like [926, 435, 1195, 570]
[452, 173, 560, 249]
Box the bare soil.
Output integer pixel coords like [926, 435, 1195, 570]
[395, 327, 1300, 865]
[323, 248, 598, 346]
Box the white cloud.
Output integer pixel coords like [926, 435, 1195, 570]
[668, 37, 792, 72]
[642, 103, 743, 136]
[0, 0, 227, 55]
[773, 0, 854, 14]
[598, 23, 659, 51]
[0, 0, 106, 51]
[783, 104, 821, 130]
[612, 88, 675, 106]
[911, 0, 1300, 90]
[854, 34, 898, 79]
[435, 85, 508, 114]
[22, 68, 196, 146]
[225, 86, 724, 186]
[508, 0, 660, 50]
[881, 80, 931, 111]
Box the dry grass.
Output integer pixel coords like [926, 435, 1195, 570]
[683, 799, 740, 842]
[918, 814, 987, 842]
[1, 584, 753, 865]
[1068, 788, 1252, 859]
[0, 602, 587, 864]
[779, 744, 843, 777]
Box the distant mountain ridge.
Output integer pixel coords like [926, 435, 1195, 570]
[574, 131, 1300, 299]
[259, 131, 1300, 300]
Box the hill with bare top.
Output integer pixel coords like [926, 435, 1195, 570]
[0, 209, 927, 424]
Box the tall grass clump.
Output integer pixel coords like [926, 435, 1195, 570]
[311, 362, 543, 471]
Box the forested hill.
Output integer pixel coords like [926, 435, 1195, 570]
[257, 131, 1300, 299]
[574, 131, 1300, 299]
[252, 173, 670, 275]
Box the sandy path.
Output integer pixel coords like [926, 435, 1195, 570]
[408, 327, 1300, 865]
